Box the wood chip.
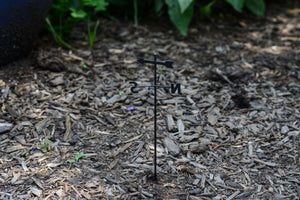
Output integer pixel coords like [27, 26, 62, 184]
[0, 122, 13, 133]
[109, 142, 132, 158]
[163, 137, 180, 156]
[63, 115, 71, 142]
[166, 115, 176, 132]
[253, 158, 277, 167]
[207, 112, 218, 125]
[6, 145, 25, 153]
[31, 187, 43, 197]
[226, 190, 241, 200]
[11, 172, 20, 184]
[177, 119, 185, 135]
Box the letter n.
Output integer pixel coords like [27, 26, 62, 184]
[171, 83, 181, 94]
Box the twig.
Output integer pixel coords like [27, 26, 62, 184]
[63, 115, 71, 142]
[58, 181, 82, 197]
[182, 104, 205, 121]
[226, 190, 241, 200]
[0, 191, 11, 196]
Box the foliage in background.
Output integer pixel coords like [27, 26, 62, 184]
[165, 0, 194, 36]
[47, 0, 108, 48]
[47, 0, 266, 44]
[163, 0, 265, 35]
[226, 0, 265, 16]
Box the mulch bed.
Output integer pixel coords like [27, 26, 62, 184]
[0, 2, 299, 199]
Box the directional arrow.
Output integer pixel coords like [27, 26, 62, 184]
[137, 58, 173, 68]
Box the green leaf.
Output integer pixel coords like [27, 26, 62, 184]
[43, 140, 52, 144]
[75, 152, 84, 161]
[87, 20, 100, 48]
[199, 1, 215, 20]
[178, 0, 194, 14]
[158, 66, 165, 74]
[67, 159, 76, 163]
[107, 0, 131, 6]
[90, 0, 109, 12]
[81, 61, 88, 68]
[154, 0, 164, 13]
[133, 0, 138, 25]
[119, 90, 124, 96]
[226, 0, 245, 13]
[45, 17, 76, 50]
[245, 0, 265, 16]
[70, 8, 87, 19]
[165, 0, 194, 36]
[42, 148, 47, 153]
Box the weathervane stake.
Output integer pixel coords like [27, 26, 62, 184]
[130, 53, 181, 181]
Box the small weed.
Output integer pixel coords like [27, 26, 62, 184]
[67, 152, 84, 163]
[119, 90, 124, 96]
[24, 147, 37, 157]
[47, 0, 108, 49]
[81, 61, 88, 69]
[158, 66, 165, 74]
[45, 17, 75, 50]
[38, 139, 52, 153]
[87, 20, 100, 48]
[133, 0, 138, 26]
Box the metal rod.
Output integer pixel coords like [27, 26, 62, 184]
[135, 85, 171, 88]
[153, 53, 157, 181]
[133, 54, 179, 180]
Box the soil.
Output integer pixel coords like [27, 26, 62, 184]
[0, 1, 299, 199]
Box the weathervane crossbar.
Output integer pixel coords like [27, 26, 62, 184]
[130, 81, 181, 94]
[137, 58, 173, 68]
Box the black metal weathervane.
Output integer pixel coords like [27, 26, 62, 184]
[130, 53, 181, 181]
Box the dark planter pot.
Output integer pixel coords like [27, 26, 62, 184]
[0, 0, 53, 66]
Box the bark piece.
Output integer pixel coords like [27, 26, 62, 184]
[0, 122, 13, 133]
[166, 115, 176, 132]
[163, 137, 180, 156]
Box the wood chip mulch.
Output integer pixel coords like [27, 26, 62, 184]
[0, 5, 299, 200]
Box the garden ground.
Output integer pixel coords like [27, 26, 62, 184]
[0, 1, 299, 199]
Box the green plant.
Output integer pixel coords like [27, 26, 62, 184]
[87, 20, 100, 48]
[158, 66, 165, 74]
[164, 0, 265, 35]
[38, 139, 52, 153]
[119, 90, 124, 96]
[67, 152, 84, 163]
[45, 17, 76, 50]
[226, 0, 265, 16]
[199, 0, 265, 21]
[165, 0, 194, 36]
[47, 0, 266, 41]
[107, 0, 153, 26]
[81, 61, 88, 68]
[199, 0, 216, 20]
[47, 0, 108, 48]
